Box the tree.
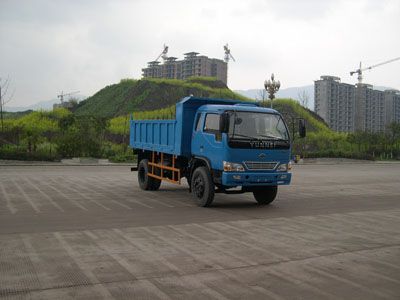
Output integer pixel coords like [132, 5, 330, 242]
[297, 90, 310, 108]
[56, 115, 108, 157]
[256, 89, 268, 103]
[67, 98, 79, 112]
[18, 111, 58, 153]
[0, 76, 15, 131]
[387, 122, 400, 156]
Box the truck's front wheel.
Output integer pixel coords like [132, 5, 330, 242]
[138, 159, 161, 191]
[253, 186, 278, 205]
[191, 167, 215, 207]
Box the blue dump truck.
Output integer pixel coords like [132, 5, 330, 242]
[130, 96, 306, 207]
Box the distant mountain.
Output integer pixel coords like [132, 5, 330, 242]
[235, 85, 315, 110]
[5, 99, 59, 112]
[5, 95, 86, 112]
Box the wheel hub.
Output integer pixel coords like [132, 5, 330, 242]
[193, 175, 204, 198]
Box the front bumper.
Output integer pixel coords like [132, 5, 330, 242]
[221, 171, 291, 187]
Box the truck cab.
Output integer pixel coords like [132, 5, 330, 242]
[190, 103, 294, 205]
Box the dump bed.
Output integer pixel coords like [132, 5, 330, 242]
[130, 119, 178, 154]
[129, 96, 254, 157]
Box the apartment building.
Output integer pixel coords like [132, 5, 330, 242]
[385, 90, 400, 125]
[355, 84, 386, 132]
[142, 52, 228, 84]
[315, 76, 400, 132]
[314, 76, 355, 132]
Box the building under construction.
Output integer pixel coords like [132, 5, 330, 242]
[142, 52, 228, 84]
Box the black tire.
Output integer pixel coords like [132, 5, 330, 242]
[138, 159, 161, 191]
[191, 166, 215, 207]
[253, 186, 278, 205]
[150, 168, 162, 191]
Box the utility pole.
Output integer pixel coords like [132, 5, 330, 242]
[264, 73, 280, 109]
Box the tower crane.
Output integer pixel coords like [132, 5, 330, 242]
[155, 44, 169, 62]
[350, 56, 400, 85]
[223, 44, 236, 86]
[223, 44, 235, 63]
[57, 91, 80, 103]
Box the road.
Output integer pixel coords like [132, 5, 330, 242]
[0, 163, 399, 299]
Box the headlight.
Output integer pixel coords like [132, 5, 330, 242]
[277, 163, 289, 172]
[223, 161, 245, 172]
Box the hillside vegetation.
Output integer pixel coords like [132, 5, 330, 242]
[1, 77, 399, 161]
[108, 98, 329, 135]
[75, 77, 249, 118]
[2, 110, 33, 119]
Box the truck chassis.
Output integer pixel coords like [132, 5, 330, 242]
[147, 151, 181, 185]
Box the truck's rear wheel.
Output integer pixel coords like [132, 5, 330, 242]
[253, 186, 278, 205]
[191, 166, 214, 207]
[150, 162, 162, 190]
[138, 159, 161, 191]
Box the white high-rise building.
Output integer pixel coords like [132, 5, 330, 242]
[314, 76, 400, 132]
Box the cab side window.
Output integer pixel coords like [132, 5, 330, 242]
[195, 113, 202, 131]
[204, 113, 221, 141]
[204, 114, 219, 133]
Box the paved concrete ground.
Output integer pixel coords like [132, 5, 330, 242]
[0, 164, 399, 299]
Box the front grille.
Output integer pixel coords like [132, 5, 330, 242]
[244, 161, 278, 170]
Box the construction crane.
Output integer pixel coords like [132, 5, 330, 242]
[350, 56, 400, 84]
[223, 44, 235, 63]
[57, 91, 79, 103]
[155, 44, 169, 62]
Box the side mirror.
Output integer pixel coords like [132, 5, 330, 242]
[220, 112, 229, 133]
[298, 119, 306, 138]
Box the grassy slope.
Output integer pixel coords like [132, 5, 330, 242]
[108, 98, 331, 136]
[73, 76, 330, 136]
[266, 99, 330, 134]
[4, 77, 331, 139]
[75, 77, 250, 118]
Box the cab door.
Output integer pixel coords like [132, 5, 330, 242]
[191, 112, 223, 169]
[191, 112, 204, 156]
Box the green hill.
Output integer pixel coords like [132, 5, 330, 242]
[3, 77, 399, 161]
[267, 99, 330, 134]
[74, 77, 249, 118]
[75, 76, 329, 136]
[108, 98, 330, 138]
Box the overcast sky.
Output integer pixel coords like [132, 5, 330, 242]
[1, 0, 399, 106]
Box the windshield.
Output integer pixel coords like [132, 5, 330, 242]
[228, 111, 289, 141]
